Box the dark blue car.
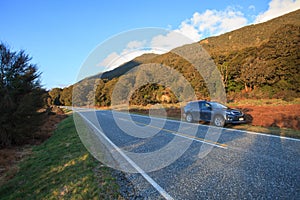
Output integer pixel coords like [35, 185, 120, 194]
[183, 100, 246, 127]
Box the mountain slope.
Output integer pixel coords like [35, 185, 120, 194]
[90, 53, 158, 80]
[199, 9, 300, 55]
[57, 9, 300, 106]
[91, 9, 300, 82]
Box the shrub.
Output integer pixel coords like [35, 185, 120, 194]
[0, 43, 45, 147]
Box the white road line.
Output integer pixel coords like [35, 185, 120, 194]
[170, 132, 227, 149]
[115, 115, 227, 149]
[77, 112, 174, 200]
[112, 110, 300, 142]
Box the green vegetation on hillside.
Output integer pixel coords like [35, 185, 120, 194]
[199, 9, 300, 54]
[0, 116, 121, 199]
[213, 23, 300, 99]
[49, 9, 300, 107]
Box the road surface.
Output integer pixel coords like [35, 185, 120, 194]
[75, 109, 300, 199]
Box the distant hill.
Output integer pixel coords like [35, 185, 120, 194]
[90, 9, 300, 81]
[55, 9, 300, 106]
[89, 53, 158, 80]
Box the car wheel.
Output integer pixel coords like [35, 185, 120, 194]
[186, 113, 194, 123]
[213, 115, 225, 127]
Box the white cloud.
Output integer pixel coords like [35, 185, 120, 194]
[255, 0, 300, 23]
[98, 52, 127, 70]
[150, 6, 248, 52]
[249, 5, 256, 11]
[99, 29, 197, 72]
[98, 41, 165, 71]
[98, 40, 153, 71]
[176, 21, 202, 41]
[99, 30, 194, 72]
[176, 7, 248, 39]
[126, 40, 147, 49]
[151, 30, 196, 51]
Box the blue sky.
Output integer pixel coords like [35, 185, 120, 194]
[0, 0, 299, 89]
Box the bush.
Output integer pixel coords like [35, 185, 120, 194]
[0, 43, 45, 147]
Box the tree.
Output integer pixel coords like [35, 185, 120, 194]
[49, 87, 62, 105]
[94, 78, 118, 107]
[60, 85, 73, 106]
[0, 43, 45, 147]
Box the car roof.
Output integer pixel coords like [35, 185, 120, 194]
[187, 100, 207, 104]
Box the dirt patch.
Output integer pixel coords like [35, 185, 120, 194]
[0, 146, 32, 186]
[32, 112, 67, 145]
[0, 106, 67, 186]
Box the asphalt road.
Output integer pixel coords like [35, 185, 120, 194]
[76, 109, 300, 200]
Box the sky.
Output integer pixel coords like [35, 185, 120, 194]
[0, 0, 299, 89]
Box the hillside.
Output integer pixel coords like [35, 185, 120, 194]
[53, 9, 300, 107]
[90, 53, 158, 80]
[199, 9, 300, 54]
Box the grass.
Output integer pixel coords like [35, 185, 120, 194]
[0, 116, 121, 200]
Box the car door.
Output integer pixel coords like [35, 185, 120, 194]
[200, 102, 212, 122]
[190, 102, 201, 121]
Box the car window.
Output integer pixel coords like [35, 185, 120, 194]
[202, 103, 211, 109]
[197, 102, 202, 108]
[186, 102, 205, 110]
[199, 102, 204, 109]
[187, 102, 200, 110]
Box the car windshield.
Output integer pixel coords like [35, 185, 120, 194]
[210, 102, 227, 109]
